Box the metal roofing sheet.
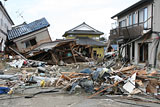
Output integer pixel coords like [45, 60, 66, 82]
[76, 37, 105, 46]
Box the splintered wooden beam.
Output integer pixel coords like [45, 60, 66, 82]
[37, 52, 49, 61]
[88, 77, 128, 99]
[49, 51, 58, 65]
[9, 47, 27, 60]
[70, 43, 77, 63]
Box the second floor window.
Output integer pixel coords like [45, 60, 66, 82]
[144, 7, 148, 28]
[119, 19, 126, 27]
[132, 13, 136, 24]
[139, 7, 148, 28]
[129, 14, 132, 26]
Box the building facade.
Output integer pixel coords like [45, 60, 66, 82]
[0, 1, 14, 52]
[109, 0, 160, 68]
[63, 22, 105, 59]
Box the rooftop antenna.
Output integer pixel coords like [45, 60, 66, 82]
[16, 10, 26, 23]
[3, 0, 7, 6]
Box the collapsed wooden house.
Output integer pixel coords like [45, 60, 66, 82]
[24, 39, 94, 64]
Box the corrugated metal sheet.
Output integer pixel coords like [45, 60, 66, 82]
[8, 18, 49, 40]
[76, 37, 105, 46]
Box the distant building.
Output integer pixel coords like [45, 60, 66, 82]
[0, 1, 14, 52]
[63, 22, 106, 59]
[7, 18, 51, 53]
[109, 0, 160, 68]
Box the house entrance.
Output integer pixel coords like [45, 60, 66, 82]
[138, 43, 148, 63]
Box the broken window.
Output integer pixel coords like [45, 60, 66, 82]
[138, 43, 148, 63]
[24, 38, 37, 48]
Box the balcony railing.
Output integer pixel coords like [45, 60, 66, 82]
[109, 17, 152, 40]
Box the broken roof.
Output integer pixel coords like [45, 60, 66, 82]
[76, 37, 105, 47]
[0, 1, 14, 25]
[33, 39, 75, 51]
[8, 18, 50, 40]
[111, 0, 153, 19]
[63, 22, 104, 37]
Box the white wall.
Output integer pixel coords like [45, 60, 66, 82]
[0, 6, 13, 51]
[153, 0, 160, 32]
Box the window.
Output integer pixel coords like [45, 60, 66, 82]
[24, 38, 37, 48]
[132, 13, 136, 24]
[129, 14, 132, 25]
[144, 8, 148, 28]
[139, 9, 144, 23]
[138, 7, 148, 28]
[68, 35, 74, 37]
[119, 19, 126, 27]
[93, 37, 99, 40]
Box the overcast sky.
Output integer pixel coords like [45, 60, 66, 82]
[4, 0, 140, 40]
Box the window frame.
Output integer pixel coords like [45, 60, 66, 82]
[129, 14, 132, 26]
[23, 38, 37, 48]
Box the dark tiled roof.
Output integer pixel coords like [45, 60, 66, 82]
[63, 22, 104, 37]
[111, 0, 153, 19]
[8, 18, 50, 40]
[76, 37, 105, 47]
[65, 30, 103, 35]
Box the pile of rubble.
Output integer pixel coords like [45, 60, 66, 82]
[0, 57, 159, 101]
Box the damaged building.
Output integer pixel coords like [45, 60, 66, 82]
[22, 22, 106, 65]
[0, 1, 14, 53]
[109, 0, 160, 68]
[7, 18, 51, 56]
[63, 22, 106, 59]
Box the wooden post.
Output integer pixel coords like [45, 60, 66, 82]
[70, 43, 77, 63]
[49, 51, 58, 65]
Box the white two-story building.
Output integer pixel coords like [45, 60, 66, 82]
[0, 1, 14, 52]
[109, 0, 160, 68]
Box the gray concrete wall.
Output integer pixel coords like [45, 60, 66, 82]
[152, 0, 160, 68]
[13, 28, 51, 53]
[153, 0, 160, 32]
[156, 42, 160, 69]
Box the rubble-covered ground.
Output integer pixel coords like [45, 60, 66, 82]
[0, 59, 160, 107]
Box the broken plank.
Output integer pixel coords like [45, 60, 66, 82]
[88, 78, 127, 99]
[49, 51, 58, 65]
[9, 47, 27, 60]
[70, 43, 77, 63]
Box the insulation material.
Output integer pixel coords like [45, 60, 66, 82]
[123, 73, 136, 93]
